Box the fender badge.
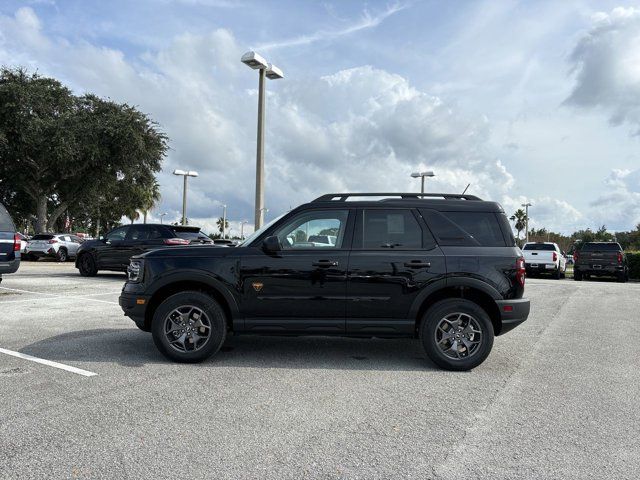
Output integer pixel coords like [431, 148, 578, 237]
[252, 282, 264, 292]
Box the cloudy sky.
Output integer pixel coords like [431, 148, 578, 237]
[1, 0, 640, 235]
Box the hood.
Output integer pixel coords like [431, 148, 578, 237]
[136, 244, 234, 260]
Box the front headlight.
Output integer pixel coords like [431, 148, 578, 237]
[127, 260, 144, 282]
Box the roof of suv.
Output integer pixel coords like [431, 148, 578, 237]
[303, 193, 505, 213]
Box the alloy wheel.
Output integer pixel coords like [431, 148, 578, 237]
[163, 305, 212, 353]
[434, 312, 483, 360]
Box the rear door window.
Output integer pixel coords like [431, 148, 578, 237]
[127, 226, 150, 240]
[354, 209, 427, 249]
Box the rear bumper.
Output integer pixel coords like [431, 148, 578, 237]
[495, 298, 530, 335]
[0, 258, 20, 275]
[575, 265, 624, 276]
[118, 292, 149, 324]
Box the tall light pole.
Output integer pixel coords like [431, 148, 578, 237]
[240, 220, 248, 240]
[522, 202, 532, 243]
[221, 204, 227, 239]
[173, 169, 198, 225]
[160, 212, 167, 224]
[411, 171, 435, 194]
[241, 51, 284, 230]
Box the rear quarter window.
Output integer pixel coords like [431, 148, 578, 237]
[421, 209, 508, 247]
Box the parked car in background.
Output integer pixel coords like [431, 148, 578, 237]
[212, 239, 237, 246]
[17, 232, 29, 254]
[120, 192, 531, 371]
[25, 234, 84, 262]
[574, 242, 628, 282]
[0, 202, 20, 283]
[76, 224, 212, 276]
[522, 242, 567, 279]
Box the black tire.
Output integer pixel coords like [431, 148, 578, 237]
[134, 320, 151, 332]
[419, 298, 494, 371]
[616, 273, 627, 283]
[555, 267, 562, 280]
[574, 271, 582, 281]
[78, 253, 98, 277]
[27, 254, 38, 261]
[56, 248, 68, 262]
[152, 291, 227, 363]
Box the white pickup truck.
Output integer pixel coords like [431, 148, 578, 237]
[522, 242, 567, 279]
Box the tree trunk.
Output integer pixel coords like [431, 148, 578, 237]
[35, 196, 47, 233]
[47, 202, 69, 232]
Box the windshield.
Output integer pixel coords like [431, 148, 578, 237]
[239, 213, 286, 247]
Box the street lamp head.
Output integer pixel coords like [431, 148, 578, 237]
[265, 63, 284, 80]
[186, 171, 199, 177]
[241, 51, 268, 70]
[411, 171, 435, 178]
[173, 169, 186, 176]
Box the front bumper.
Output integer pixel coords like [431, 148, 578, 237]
[495, 298, 530, 335]
[119, 291, 149, 325]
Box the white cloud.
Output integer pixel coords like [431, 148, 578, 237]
[565, 7, 640, 134]
[502, 195, 584, 235]
[589, 169, 640, 231]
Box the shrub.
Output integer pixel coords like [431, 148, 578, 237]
[627, 252, 640, 280]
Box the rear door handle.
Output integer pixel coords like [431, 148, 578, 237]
[404, 260, 431, 268]
[312, 260, 338, 267]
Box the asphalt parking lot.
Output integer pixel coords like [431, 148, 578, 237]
[1, 262, 639, 479]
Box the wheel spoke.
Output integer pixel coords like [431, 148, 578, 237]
[164, 305, 211, 353]
[435, 312, 484, 360]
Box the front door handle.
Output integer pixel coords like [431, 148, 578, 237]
[404, 260, 431, 268]
[312, 260, 338, 268]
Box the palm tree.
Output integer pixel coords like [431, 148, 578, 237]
[510, 209, 528, 241]
[140, 181, 161, 224]
[216, 217, 229, 234]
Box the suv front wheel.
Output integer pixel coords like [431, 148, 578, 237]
[420, 299, 494, 371]
[152, 291, 227, 363]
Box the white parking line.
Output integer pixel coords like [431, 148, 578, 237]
[0, 286, 120, 305]
[0, 347, 98, 377]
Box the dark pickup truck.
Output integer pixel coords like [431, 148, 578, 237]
[573, 242, 628, 282]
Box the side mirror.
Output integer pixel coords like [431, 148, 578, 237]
[262, 235, 282, 253]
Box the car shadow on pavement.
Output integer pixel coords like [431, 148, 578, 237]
[19, 328, 438, 372]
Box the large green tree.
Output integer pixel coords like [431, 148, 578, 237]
[0, 68, 167, 233]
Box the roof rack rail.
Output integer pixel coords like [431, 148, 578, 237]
[312, 193, 482, 202]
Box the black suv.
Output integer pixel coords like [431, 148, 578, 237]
[76, 224, 212, 276]
[0, 202, 20, 283]
[119, 193, 530, 371]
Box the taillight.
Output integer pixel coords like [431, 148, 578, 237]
[552, 251, 557, 262]
[13, 234, 20, 252]
[516, 257, 526, 287]
[164, 238, 190, 245]
[48, 239, 58, 244]
[573, 252, 579, 262]
[617, 252, 623, 264]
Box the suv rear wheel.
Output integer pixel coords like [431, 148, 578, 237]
[420, 298, 494, 371]
[56, 248, 68, 262]
[152, 291, 227, 363]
